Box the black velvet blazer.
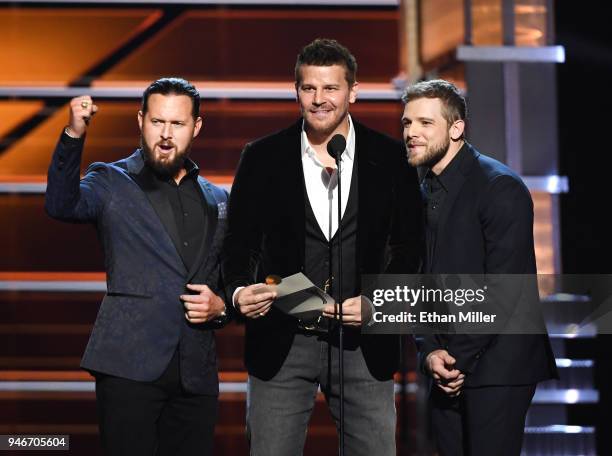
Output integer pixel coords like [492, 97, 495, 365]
[222, 119, 423, 380]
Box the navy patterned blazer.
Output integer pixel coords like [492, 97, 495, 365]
[45, 133, 228, 395]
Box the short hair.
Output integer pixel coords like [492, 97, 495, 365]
[141, 77, 200, 119]
[295, 38, 357, 86]
[401, 79, 466, 127]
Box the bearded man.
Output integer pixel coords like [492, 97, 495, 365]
[402, 79, 558, 456]
[222, 39, 422, 455]
[45, 77, 228, 455]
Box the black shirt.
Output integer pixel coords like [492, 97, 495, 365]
[139, 156, 207, 272]
[421, 143, 468, 270]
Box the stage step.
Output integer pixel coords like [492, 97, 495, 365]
[522, 425, 596, 456]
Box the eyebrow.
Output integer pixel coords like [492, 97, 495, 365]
[401, 116, 435, 122]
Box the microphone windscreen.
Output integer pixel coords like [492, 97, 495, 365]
[326, 134, 346, 160]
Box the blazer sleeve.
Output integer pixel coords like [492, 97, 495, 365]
[221, 143, 263, 302]
[45, 131, 111, 223]
[448, 175, 535, 374]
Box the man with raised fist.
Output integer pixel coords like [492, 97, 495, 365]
[45, 78, 228, 455]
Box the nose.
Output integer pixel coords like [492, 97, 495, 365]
[160, 122, 172, 140]
[405, 122, 418, 140]
[313, 88, 324, 105]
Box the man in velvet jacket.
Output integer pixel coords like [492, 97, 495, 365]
[222, 39, 422, 455]
[45, 78, 228, 455]
[402, 79, 558, 455]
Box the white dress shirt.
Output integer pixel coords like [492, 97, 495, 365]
[233, 116, 356, 307]
[301, 115, 356, 241]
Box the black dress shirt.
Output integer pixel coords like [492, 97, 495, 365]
[139, 156, 207, 272]
[421, 143, 468, 270]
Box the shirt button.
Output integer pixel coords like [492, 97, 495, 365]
[183, 241, 189, 247]
[184, 212, 188, 217]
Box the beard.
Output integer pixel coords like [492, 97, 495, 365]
[304, 105, 350, 140]
[407, 134, 450, 168]
[141, 136, 190, 179]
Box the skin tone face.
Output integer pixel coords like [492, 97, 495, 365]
[296, 64, 358, 157]
[401, 97, 465, 175]
[137, 93, 202, 183]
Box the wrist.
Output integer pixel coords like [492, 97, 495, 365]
[213, 297, 227, 322]
[64, 126, 83, 139]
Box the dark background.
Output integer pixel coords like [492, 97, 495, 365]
[557, 0, 612, 452]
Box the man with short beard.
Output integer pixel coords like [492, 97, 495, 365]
[222, 38, 422, 455]
[402, 79, 558, 455]
[45, 78, 229, 455]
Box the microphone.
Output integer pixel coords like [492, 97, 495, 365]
[326, 134, 346, 163]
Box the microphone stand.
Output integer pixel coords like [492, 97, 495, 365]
[326, 133, 347, 456]
[335, 154, 345, 456]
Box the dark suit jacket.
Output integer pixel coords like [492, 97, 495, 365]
[222, 119, 423, 380]
[45, 133, 228, 395]
[420, 143, 558, 386]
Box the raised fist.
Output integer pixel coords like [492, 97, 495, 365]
[66, 96, 98, 138]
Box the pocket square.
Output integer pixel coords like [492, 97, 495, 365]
[217, 202, 227, 219]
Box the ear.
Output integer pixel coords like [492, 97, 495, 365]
[137, 111, 144, 131]
[449, 119, 465, 141]
[349, 81, 359, 104]
[193, 116, 203, 138]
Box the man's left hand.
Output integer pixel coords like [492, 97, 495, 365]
[181, 284, 226, 323]
[322, 296, 364, 327]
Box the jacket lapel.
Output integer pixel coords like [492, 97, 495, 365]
[127, 151, 187, 275]
[286, 121, 306, 265]
[355, 121, 387, 266]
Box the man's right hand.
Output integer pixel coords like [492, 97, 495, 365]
[235, 283, 277, 319]
[425, 349, 465, 396]
[66, 96, 98, 138]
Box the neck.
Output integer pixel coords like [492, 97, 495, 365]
[431, 140, 465, 175]
[305, 115, 350, 147]
[173, 167, 187, 185]
[305, 116, 350, 168]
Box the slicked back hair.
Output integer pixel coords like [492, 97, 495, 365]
[141, 77, 200, 119]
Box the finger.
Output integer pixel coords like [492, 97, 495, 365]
[436, 368, 462, 381]
[437, 369, 462, 382]
[323, 304, 357, 316]
[186, 309, 209, 318]
[259, 304, 272, 316]
[183, 302, 211, 312]
[245, 301, 273, 317]
[185, 314, 207, 324]
[74, 97, 92, 110]
[181, 293, 211, 303]
[240, 300, 273, 316]
[245, 301, 273, 318]
[441, 352, 456, 365]
[240, 291, 276, 306]
[186, 283, 211, 293]
[445, 378, 465, 389]
[437, 384, 461, 395]
[182, 292, 211, 301]
[323, 305, 336, 314]
[250, 283, 273, 293]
